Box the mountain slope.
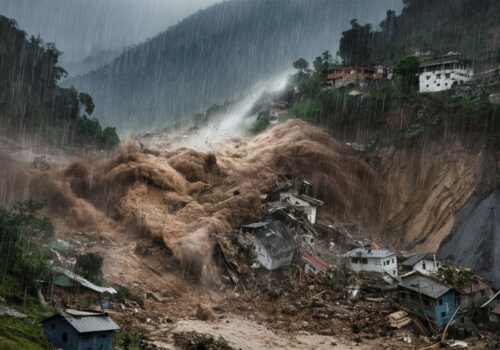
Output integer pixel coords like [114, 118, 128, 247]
[67, 0, 402, 132]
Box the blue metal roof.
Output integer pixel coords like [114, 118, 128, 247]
[399, 274, 451, 299]
[45, 310, 120, 334]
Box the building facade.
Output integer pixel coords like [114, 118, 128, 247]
[398, 273, 458, 327]
[401, 253, 443, 273]
[343, 247, 398, 277]
[418, 53, 473, 93]
[325, 65, 376, 89]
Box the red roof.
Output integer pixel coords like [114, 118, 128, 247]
[300, 251, 329, 271]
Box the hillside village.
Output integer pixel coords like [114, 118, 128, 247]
[260, 50, 500, 125]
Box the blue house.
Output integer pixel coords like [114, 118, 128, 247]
[398, 273, 459, 327]
[42, 309, 120, 350]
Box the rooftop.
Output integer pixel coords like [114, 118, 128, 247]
[401, 253, 438, 267]
[399, 274, 451, 299]
[51, 266, 117, 295]
[44, 309, 120, 334]
[300, 251, 329, 271]
[343, 247, 395, 259]
[254, 221, 298, 257]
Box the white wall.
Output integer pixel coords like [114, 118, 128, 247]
[413, 259, 441, 273]
[419, 64, 473, 92]
[252, 240, 294, 270]
[346, 255, 398, 277]
[280, 193, 317, 224]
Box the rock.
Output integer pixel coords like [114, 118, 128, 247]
[282, 305, 298, 316]
[195, 303, 216, 321]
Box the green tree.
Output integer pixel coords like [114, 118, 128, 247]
[392, 55, 419, 92]
[338, 19, 372, 65]
[293, 58, 309, 74]
[78, 92, 95, 115]
[75, 253, 103, 286]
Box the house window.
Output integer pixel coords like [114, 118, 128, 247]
[436, 74, 441, 79]
[422, 262, 426, 270]
[439, 298, 443, 305]
[393, 270, 396, 275]
[361, 258, 368, 264]
[426, 85, 429, 88]
[423, 299, 430, 306]
[437, 83, 441, 87]
[352, 258, 359, 264]
[391, 258, 394, 264]
[481, 290, 486, 297]
[62, 332, 68, 343]
[445, 83, 448, 86]
[441, 312, 447, 318]
[51, 323, 56, 329]
[445, 73, 451, 79]
[426, 76, 430, 80]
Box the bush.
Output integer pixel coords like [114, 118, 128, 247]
[75, 253, 103, 286]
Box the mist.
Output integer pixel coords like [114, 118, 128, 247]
[0, 0, 221, 71]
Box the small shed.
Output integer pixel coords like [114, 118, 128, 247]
[42, 309, 120, 350]
[480, 291, 500, 324]
[249, 221, 298, 270]
[401, 253, 443, 273]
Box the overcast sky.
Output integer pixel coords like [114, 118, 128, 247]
[0, 0, 221, 62]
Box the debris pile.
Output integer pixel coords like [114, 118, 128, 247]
[173, 331, 235, 350]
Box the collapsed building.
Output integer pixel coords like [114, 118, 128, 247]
[237, 175, 327, 271]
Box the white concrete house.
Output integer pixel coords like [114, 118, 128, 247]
[419, 53, 473, 93]
[279, 192, 323, 224]
[344, 247, 398, 277]
[401, 253, 443, 273]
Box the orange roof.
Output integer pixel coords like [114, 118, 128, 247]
[300, 251, 329, 271]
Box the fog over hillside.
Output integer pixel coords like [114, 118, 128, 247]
[66, 0, 402, 133]
[0, 0, 221, 74]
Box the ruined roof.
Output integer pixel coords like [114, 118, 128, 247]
[458, 279, 493, 294]
[402, 253, 438, 267]
[44, 310, 120, 333]
[399, 274, 451, 299]
[241, 222, 271, 229]
[300, 251, 329, 271]
[254, 221, 298, 257]
[51, 266, 117, 295]
[283, 193, 324, 207]
[343, 247, 395, 259]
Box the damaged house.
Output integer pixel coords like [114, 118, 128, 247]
[265, 175, 323, 225]
[238, 221, 298, 270]
[344, 246, 398, 277]
[47, 266, 117, 308]
[398, 273, 459, 328]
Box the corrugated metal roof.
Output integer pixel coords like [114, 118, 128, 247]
[401, 253, 437, 267]
[399, 274, 451, 299]
[343, 247, 395, 259]
[51, 266, 117, 294]
[63, 311, 119, 333]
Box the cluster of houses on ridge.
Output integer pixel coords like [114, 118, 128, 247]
[237, 175, 500, 332]
[322, 50, 500, 99]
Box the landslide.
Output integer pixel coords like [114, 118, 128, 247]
[1, 116, 497, 283]
[0, 120, 388, 281]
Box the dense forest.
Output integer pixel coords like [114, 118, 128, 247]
[0, 16, 119, 148]
[339, 0, 500, 66]
[68, 0, 402, 132]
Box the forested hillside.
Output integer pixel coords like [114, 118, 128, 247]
[68, 0, 402, 132]
[338, 0, 500, 65]
[0, 16, 119, 148]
